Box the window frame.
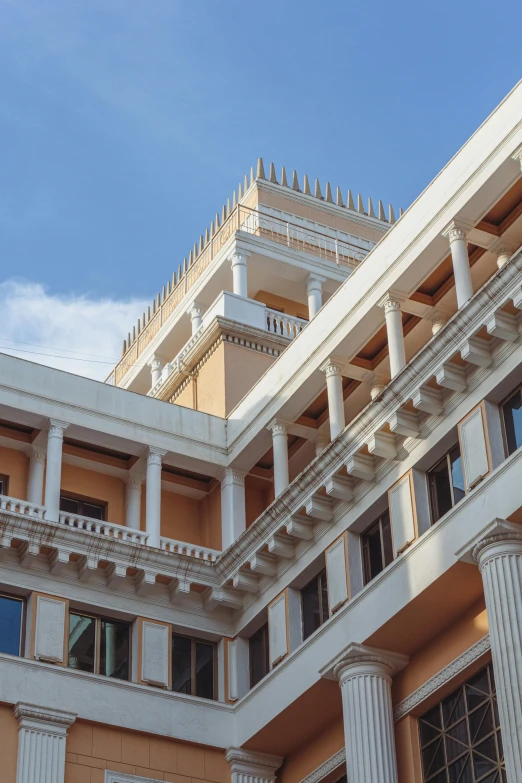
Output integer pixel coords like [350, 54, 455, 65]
[171, 631, 217, 700]
[301, 568, 329, 641]
[60, 492, 107, 521]
[361, 510, 393, 585]
[0, 474, 9, 496]
[249, 622, 270, 688]
[68, 610, 131, 680]
[427, 444, 464, 524]
[500, 381, 522, 457]
[0, 592, 25, 656]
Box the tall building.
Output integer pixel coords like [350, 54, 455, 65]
[1, 82, 522, 783]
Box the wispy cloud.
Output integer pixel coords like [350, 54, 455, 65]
[1, 279, 147, 381]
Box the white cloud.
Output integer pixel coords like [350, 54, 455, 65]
[1, 279, 148, 381]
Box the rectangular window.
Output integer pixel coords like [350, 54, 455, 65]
[171, 633, 215, 700]
[0, 475, 8, 496]
[301, 569, 328, 640]
[249, 623, 269, 687]
[428, 445, 465, 524]
[60, 495, 106, 521]
[68, 612, 130, 679]
[502, 384, 522, 456]
[362, 510, 393, 585]
[0, 594, 24, 656]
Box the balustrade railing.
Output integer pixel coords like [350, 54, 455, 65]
[0, 495, 45, 518]
[265, 308, 307, 339]
[109, 204, 369, 386]
[58, 512, 149, 545]
[160, 537, 220, 562]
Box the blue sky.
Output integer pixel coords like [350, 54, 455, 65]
[0, 0, 520, 378]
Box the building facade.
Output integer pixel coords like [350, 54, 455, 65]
[1, 83, 522, 783]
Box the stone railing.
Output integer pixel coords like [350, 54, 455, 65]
[265, 308, 307, 339]
[0, 495, 45, 518]
[58, 512, 149, 545]
[160, 537, 220, 562]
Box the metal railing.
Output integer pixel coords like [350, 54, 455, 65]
[108, 205, 369, 386]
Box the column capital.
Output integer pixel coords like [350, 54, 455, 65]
[511, 144, 522, 171]
[472, 531, 522, 568]
[319, 357, 344, 377]
[323, 643, 409, 684]
[147, 446, 168, 466]
[430, 310, 448, 334]
[230, 252, 250, 267]
[14, 702, 77, 734]
[306, 272, 326, 290]
[267, 419, 289, 436]
[48, 419, 69, 435]
[220, 467, 246, 487]
[126, 473, 144, 489]
[441, 219, 473, 242]
[364, 373, 388, 400]
[377, 290, 407, 312]
[187, 300, 204, 318]
[226, 747, 284, 778]
[31, 446, 47, 463]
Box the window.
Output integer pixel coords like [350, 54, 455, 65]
[0, 594, 23, 656]
[419, 663, 505, 782]
[249, 622, 269, 687]
[362, 510, 393, 585]
[172, 633, 215, 700]
[60, 494, 106, 520]
[502, 384, 522, 456]
[301, 569, 328, 640]
[0, 475, 8, 496]
[68, 612, 130, 680]
[428, 445, 465, 524]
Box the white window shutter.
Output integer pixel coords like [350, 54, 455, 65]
[268, 592, 288, 667]
[141, 621, 170, 687]
[34, 595, 66, 663]
[459, 406, 490, 491]
[389, 473, 416, 556]
[326, 535, 349, 613]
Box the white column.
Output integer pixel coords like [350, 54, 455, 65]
[145, 447, 166, 548]
[14, 702, 76, 783]
[125, 475, 142, 530]
[231, 253, 248, 298]
[324, 360, 345, 439]
[188, 301, 204, 334]
[443, 222, 473, 308]
[269, 421, 289, 497]
[27, 447, 46, 506]
[43, 420, 68, 523]
[473, 532, 522, 780]
[226, 748, 283, 783]
[306, 274, 325, 319]
[380, 294, 406, 378]
[334, 649, 400, 783]
[148, 356, 163, 388]
[220, 469, 246, 549]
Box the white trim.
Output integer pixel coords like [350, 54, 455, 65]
[106, 773, 163, 783]
[298, 748, 346, 783]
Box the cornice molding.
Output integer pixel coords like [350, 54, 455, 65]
[297, 748, 346, 783]
[14, 701, 77, 730]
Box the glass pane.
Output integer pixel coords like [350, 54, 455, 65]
[362, 521, 384, 583]
[320, 570, 329, 624]
[0, 596, 23, 655]
[503, 389, 522, 455]
[82, 502, 105, 521]
[449, 447, 465, 505]
[195, 642, 214, 700]
[250, 624, 269, 687]
[302, 576, 321, 640]
[60, 496, 80, 514]
[429, 457, 453, 522]
[68, 613, 96, 672]
[381, 511, 393, 567]
[0, 478, 4, 495]
[172, 634, 192, 694]
[100, 619, 129, 680]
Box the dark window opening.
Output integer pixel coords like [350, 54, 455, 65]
[428, 445, 465, 524]
[301, 568, 329, 640]
[0, 594, 24, 656]
[172, 633, 215, 700]
[68, 612, 129, 680]
[502, 385, 522, 456]
[0, 475, 8, 496]
[249, 622, 269, 687]
[60, 495, 106, 521]
[362, 510, 393, 585]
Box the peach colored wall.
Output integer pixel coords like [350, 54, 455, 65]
[279, 717, 344, 783]
[0, 445, 29, 500]
[245, 477, 272, 529]
[395, 715, 423, 783]
[196, 343, 226, 418]
[161, 490, 202, 545]
[174, 380, 195, 411]
[65, 721, 229, 783]
[0, 704, 18, 783]
[223, 343, 274, 416]
[254, 291, 309, 320]
[61, 464, 126, 526]
[200, 483, 222, 550]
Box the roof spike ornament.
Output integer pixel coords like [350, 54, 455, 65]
[399, 207, 405, 217]
[314, 178, 323, 199]
[232, 191, 237, 208]
[199, 235, 204, 253]
[388, 205, 396, 224]
[147, 306, 151, 322]
[221, 205, 226, 224]
[177, 266, 182, 282]
[172, 271, 177, 287]
[156, 293, 161, 308]
[269, 162, 277, 183]
[347, 190, 355, 210]
[250, 166, 255, 185]
[336, 186, 344, 207]
[357, 194, 365, 213]
[226, 199, 231, 216]
[142, 311, 146, 326]
[161, 285, 166, 302]
[325, 182, 334, 203]
[137, 318, 141, 334]
[127, 332, 131, 346]
[238, 182, 243, 200]
[122, 339, 127, 356]
[183, 257, 188, 274]
[205, 228, 210, 245]
[215, 211, 220, 228]
[303, 174, 311, 195]
[244, 173, 249, 192]
[193, 242, 198, 258]
[281, 166, 288, 187]
[368, 197, 376, 218]
[292, 170, 300, 191]
[378, 200, 386, 221]
[132, 326, 136, 341]
[210, 220, 216, 237]
[257, 158, 266, 179]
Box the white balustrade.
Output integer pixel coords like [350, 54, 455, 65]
[160, 536, 220, 562]
[265, 308, 307, 339]
[0, 495, 45, 518]
[58, 512, 149, 545]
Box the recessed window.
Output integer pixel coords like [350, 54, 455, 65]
[419, 663, 505, 781]
[68, 612, 130, 680]
[362, 510, 393, 585]
[172, 633, 215, 700]
[249, 622, 269, 687]
[301, 568, 328, 640]
[428, 445, 465, 524]
[60, 495, 106, 521]
[0, 475, 8, 496]
[0, 594, 24, 656]
[502, 384, 522, 456]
